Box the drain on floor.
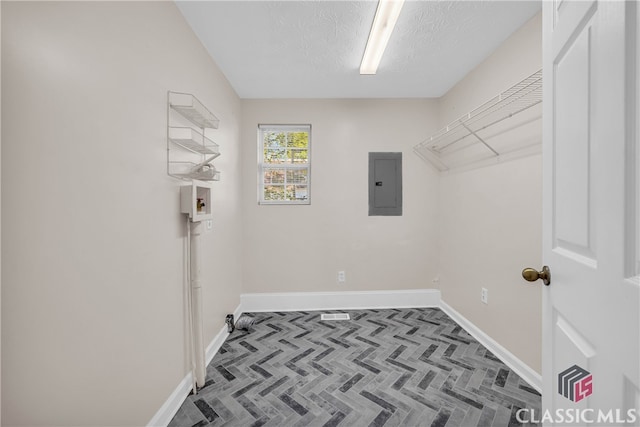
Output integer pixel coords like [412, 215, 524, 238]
[320, 313, 350, 321]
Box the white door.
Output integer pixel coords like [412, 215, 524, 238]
[541, 0, 640, 423]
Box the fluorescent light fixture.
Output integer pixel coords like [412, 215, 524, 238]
[360, 0, 405, 75]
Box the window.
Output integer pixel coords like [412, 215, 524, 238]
[258, 125, 311, 204]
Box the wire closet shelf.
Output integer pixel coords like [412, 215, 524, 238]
[167, 91, 221, 182]
[414, 69, 542, 172]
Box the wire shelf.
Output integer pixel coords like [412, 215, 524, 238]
[169, 92, 219, 129]
[414, 69, 542, 172]
[167, 91, 222, 182]
[168, 161, 221, 182]
[168, 127, 220, 157]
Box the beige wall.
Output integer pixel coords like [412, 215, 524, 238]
[439, 13, 543, 124]
[241, 99, 441, 294]
[1, 2, 242, 425]
[436, 13, 543, 373]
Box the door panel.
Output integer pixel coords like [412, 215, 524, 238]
[552, 0, 595, 44]
[553, 312, 595, 412]
[553, 21, 593, 256]
[553, 313, 595, 379]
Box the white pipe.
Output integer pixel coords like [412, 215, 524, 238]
[186, 217, 197, 394]
[189, 220, 206, 388]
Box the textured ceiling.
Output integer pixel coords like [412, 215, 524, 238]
[176, 1, 541, 99]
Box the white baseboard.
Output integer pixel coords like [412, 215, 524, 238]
[205, 304, 244, 365]
[148, 304, 243, 427]
[439, 300, 542, 393]
[240, 289, 441, 312]
[147, 371, 194, 427]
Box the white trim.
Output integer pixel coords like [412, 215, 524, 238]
[439, 300, 542, 393]
[205, 304, 243, 365]
[148, 304, 243, 427]
[147, 371, 194, 427]
[240, 289, 441, 312]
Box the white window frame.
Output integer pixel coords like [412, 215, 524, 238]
[258, 124, 311, 205]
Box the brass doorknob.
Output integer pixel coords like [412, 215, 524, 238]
[522, 266, 551, 286]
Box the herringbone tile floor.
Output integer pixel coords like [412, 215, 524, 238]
[168, 308, 541, 427]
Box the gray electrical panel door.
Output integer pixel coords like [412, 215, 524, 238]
[368, 152, 402, 216]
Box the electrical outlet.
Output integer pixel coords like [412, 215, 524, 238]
[481, 287, 489, 304]
[338, 271, 346, 283]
